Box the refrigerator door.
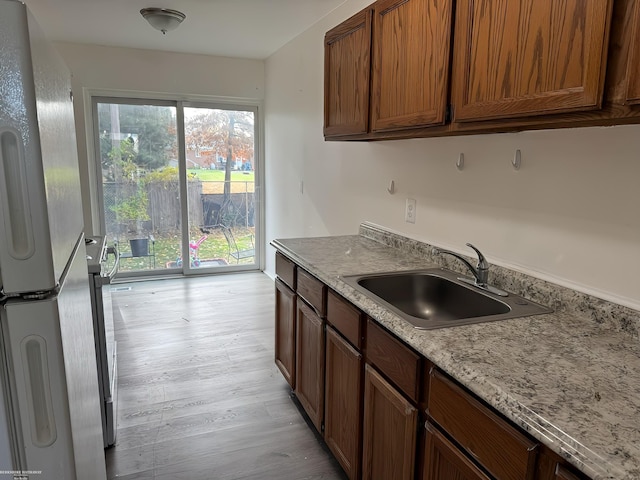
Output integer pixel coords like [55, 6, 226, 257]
[1, 240, 106, 480]
[0, 0, 84, 295]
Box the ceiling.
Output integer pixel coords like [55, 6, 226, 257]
[23, 0, 346, 60]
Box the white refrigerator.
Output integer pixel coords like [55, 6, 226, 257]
[0, 0, 107, 479]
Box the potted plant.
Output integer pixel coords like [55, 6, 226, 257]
[109, 140, 151, 255]
[112, 189, 150, 255]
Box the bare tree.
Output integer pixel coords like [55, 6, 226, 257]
[184, 108, 254, 224]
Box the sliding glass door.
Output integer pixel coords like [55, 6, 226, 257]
[182, 105, 256, 273]
[93, 98, 259, 277]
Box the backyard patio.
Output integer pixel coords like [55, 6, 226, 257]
[113, 226, 255, 272]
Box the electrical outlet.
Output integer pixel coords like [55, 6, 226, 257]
[405, 198, 416, 223]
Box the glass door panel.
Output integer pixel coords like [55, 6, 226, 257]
[183, 106, 257, 271]
[96, 101, 181, 275]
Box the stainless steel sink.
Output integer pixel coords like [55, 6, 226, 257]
[341, 268, 551, 330]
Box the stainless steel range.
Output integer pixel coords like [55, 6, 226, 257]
[85, 236, 119, 448]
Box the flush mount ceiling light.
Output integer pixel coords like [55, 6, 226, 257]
[140, 8, 186, 34]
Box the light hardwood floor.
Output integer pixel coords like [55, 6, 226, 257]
[106, 272, 346, 480]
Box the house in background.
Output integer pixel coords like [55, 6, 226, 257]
[185, 150, 253, 171]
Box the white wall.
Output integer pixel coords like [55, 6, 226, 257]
[54, 42, 265, 234]
[265, 0, 640, 309]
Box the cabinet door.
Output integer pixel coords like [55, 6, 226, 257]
[295, 300, 325, 432]
[325, 327, 363, 480]
[362, 364, 417, 480]
[324, 7, 373, 137]
[422, 423, 491, 480]
[370, 0, 453, 132]
[536, 449, 590, 480]
[275, 278, 296, 388]
[452, 0, 613, 121]
[554, 464, 583, 480]
[624, 0, 640, 104]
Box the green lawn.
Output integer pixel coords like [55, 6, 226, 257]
[115, 228, 255, 272]
[187, 169, 254, 182]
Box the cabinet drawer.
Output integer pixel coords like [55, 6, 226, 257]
[275, 252, 296, 290]
[428, 369, 538, 480]
[366, 319, 420, 403]
[327, 291, 363, 349]
[297, 269, 327, 316]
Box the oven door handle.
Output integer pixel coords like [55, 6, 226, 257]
[106, 245, 120, 281]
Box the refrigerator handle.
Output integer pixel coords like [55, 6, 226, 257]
[21, 335, 57, 447]
[0, 128, 35, 259]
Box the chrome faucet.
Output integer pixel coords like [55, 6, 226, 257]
[434, 243, 508, 297]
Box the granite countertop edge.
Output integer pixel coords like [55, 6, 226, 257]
[271, 233, 640, 480]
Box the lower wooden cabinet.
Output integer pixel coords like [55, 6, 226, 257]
[536, 449, 591, 480]
[275, 278, 296, 388]
[275, 252, 296, 290]
[295, 299, 325, 432]
[423, 422, 491, 480]
[366, 319, 421, 402]
[273, 254, 593, 480]
[324, 326, 363, 480]
[428, 369, 538, 480]
[554, 465, 584, 480]
[362, 364, 418, 480]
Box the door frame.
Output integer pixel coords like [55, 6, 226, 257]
[86, 90, 264, 278]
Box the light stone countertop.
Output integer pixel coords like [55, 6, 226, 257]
[272, 227, 640, 480]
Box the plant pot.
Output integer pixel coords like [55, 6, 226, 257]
[129, 238, 148, 257]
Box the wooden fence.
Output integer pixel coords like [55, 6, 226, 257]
[104, 180, 254, 235]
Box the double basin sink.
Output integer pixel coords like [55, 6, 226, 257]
[341, 268, 551, 330]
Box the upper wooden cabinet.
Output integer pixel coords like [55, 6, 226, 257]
[451, 0, 614, 122]
[324, 7, 373, 137]
[370, 0, 453, 132]
[624, 0, 640, 104]
[324, 0, 640, 140]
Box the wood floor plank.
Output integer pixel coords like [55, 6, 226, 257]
[106, 273, 346, 480]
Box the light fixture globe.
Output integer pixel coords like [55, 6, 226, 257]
[140, 8, 186, 34]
